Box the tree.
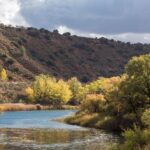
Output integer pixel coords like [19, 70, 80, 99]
[57, 79, 72, 104]
[25, 87, 34, 102]
[1, 69, 7, 81]
[107, 54, 150, 127]
[25, 74, 72, 105]
[125, 54, 150, 105]
[67, 77, 82, 103]
[81, 94, 105, 113]
[124, 54, 150, 126]
[142, 109, 150, 128]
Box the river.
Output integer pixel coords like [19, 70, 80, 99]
[0, 110, 119, 150]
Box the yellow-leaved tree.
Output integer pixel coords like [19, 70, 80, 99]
[58, 79, 72, 103]
[25, 74, 72, 105]
[25, 87, 34, 103]
[1, 69, 7, 81]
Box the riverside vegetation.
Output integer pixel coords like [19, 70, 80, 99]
[24, 54, 150, 150]
[64, 54, 150, 150]
[0, 54, 149, 150]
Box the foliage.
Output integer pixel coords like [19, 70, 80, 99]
[142, 109, 150, 128]
[109, 55, 150, 150]
[0, 69, 7, 81]
[67, 77, 82, 102]
[112, 126, 150, 150]
[25, 74, 72, 105]
[81, 94, 105, 113]
[67, 54, 150, 132]
[106, 54, 150, 128]
[57, 79, 72, 103]
[20, 46, 26, 56]
[73, 86, 88, 102]
[123, 127, 150, 150]
[80, 76, 123, 115]
[25, 87, 34, 102]
[104, 75, 130, 116]
[124, 54, 150, 112]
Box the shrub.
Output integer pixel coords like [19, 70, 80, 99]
[142, 109, 150, 128]
[63, 32, 71, 36]
[25, 87, 34, 103]
[20, 46, 26, 55]
[81, 94, 105, 113]
[1, 69, 7, 81]
[112, 127, 150, 150]
[6, 59, 14, 65]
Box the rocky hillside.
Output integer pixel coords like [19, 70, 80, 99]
[0, 24, 149, 82]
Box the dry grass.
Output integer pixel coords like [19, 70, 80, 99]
[0, 103, 79, 112]
[0, 103, 50, 112]
[65, 111, 121, 131]
[65, 112, 101, 128]
[61, 105, 79, 110]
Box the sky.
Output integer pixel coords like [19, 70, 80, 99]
[0, 0, 150, 43]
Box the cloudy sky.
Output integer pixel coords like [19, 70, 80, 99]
[0, 0, 150, 43]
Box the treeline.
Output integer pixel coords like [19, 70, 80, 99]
[25, 54, 150, 149]
[25, 75, 72, 105]
[80, 54, 150, 129]
[64, 54, 149, 150]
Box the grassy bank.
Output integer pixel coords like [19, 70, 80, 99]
[65, 112, 119, 131]
[0, 103, 50, 112]
[0, 103, 79, 112]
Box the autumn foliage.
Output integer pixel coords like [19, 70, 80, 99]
[0, 68, 7, 81]
[25, 75, 72, 105]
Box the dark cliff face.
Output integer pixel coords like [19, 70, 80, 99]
[0, 24, 149, 81]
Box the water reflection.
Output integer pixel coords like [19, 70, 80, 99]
[0, 110, 119, 150]
[0, 128, 119, 150]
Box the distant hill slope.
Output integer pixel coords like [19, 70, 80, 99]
[0, 24, 149, 82]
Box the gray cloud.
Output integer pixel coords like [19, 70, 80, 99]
[57, 25, 150, 43]
[1, 0, 150, 43]
[20, 0, 150, 34]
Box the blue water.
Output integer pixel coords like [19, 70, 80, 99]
[0, 110, 82, 129]
[0, 110, 119, 150]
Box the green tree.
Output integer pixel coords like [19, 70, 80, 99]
[107, 54, 150, 127]
[123, 54, 150, 126]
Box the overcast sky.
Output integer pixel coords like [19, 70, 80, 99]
[0, 0, 150, 43]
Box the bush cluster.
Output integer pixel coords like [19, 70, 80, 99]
[26, 75, 72, 105]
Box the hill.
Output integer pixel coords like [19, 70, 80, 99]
[0, 24, 149, 82]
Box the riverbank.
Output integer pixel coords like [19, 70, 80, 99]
[0, 103, 79, 112]
[64, 112, 127, 132]
[65, 112, 103, 129]
[0, 103, 49, 112]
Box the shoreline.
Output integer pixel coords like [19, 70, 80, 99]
[64, 112, 124, 133]
[0, 103, 79, 112]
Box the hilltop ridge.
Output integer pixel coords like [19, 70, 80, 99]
[0, 24, 149, 82]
